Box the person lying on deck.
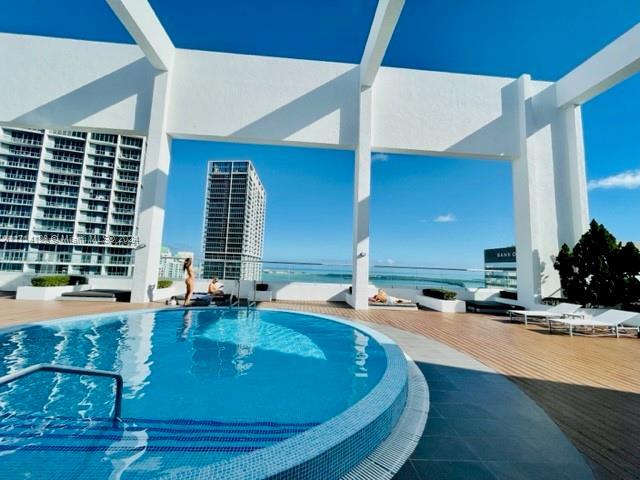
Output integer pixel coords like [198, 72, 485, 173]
[369, 289, 411, 304]
[207, 277, 224, 296]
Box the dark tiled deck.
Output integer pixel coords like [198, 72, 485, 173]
[352, 321, 594, 480]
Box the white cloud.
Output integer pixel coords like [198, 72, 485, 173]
[588, 169, 640, 191]
[434, 213, 456, 223]
[372, 153, 389, 162]
[385, 258, 395, 265]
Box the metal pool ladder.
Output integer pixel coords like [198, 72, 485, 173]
[0, 363, 123, 423]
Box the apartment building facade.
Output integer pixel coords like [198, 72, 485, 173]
[0, 126, 144, 276]
[202, 160, 266, 280]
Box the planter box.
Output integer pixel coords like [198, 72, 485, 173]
[416, 294, 466, 313]
[152, 285, 176, 302]
[16, 285, 89, 301]
[253, 290, 272, 302]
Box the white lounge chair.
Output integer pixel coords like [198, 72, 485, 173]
[549, 309, 640, 337]
[508, 302, 582, 326]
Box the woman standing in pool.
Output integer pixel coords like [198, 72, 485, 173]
[183, 257, 194, 306]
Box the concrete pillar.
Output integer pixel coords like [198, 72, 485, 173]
[512, 75, 539, 307]
[130, 71, 172, 303]
[555, 105, 589, 246]
[350, 86, 372, 310]
[512, 75, 589, 308]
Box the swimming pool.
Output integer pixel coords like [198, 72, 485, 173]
[0, 308, 408, 479]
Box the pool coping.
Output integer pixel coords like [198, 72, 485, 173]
[0, 306, 417, 480]
[342, 357, 429, 480]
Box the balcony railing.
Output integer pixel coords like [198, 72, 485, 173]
[0, 250, 133, 266]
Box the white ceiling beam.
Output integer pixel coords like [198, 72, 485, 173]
[360, 0, 405, 88]
[106, 0, 175, 71]
[555, 23, 640, 108]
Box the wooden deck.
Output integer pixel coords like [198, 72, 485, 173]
[0, 299, 638, 479]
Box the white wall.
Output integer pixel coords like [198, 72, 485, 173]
[0, 33, 156, 134]
[168, 49, 359, 148]
[0, 33, 541, 159]
[0, 272, 32, 290]
[269, 282, 349, 302]
[89, 277, 134, 290]
[373, 69, 547, 159]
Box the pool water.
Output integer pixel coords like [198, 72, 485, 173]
[0, 308, 387, 479]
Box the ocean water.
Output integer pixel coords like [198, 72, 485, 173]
[0, 309, 386, 479]
[261, 266, 492, 289]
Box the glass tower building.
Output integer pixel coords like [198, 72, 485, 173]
[202, 160, 266, 280]
[0, 125, 145, 276]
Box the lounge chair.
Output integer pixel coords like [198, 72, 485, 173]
[508, 302, 582, 326]
[368, 300, 418, 311]
[548, 309, 640, 337]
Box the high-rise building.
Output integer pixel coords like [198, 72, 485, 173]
[202, 160, 266, 280]
[158, 247, 195, 279]
[0, 125, 145, 276]
[484, 246, 517, 289]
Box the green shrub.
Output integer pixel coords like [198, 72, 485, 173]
[31, 276, 71, 287]
[422, 288, 457, 300]
[157, 279, 173, 289]
[554, 220, 640, 307]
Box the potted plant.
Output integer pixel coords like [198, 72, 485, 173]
[417, 288, 465, 313]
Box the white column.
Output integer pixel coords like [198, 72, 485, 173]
[512, 76, 589, 308]
[130, 71, 172, 303]
[512, 75, 562, 307]
[556, 105, 589, 245]
[512, 75, 538, 307]
[350, 86, 372, 310]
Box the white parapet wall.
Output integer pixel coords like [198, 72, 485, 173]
[0, 272, 32, 291]
[2, 268, 518, 308]
[269, 282, 350, 302]
[152, 285, 177, 302]
[16, 285, 90, 301]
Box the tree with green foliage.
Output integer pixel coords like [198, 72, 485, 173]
[554, 220, 640, 307]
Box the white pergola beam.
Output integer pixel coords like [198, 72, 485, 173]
[106, 0, 175, 71]
[360, 0, 405, 87]
[555, 23, 640, 108]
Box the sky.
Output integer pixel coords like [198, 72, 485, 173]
[1, 1, 639, 267]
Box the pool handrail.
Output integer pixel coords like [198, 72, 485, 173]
[0, 363, 123, 423]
